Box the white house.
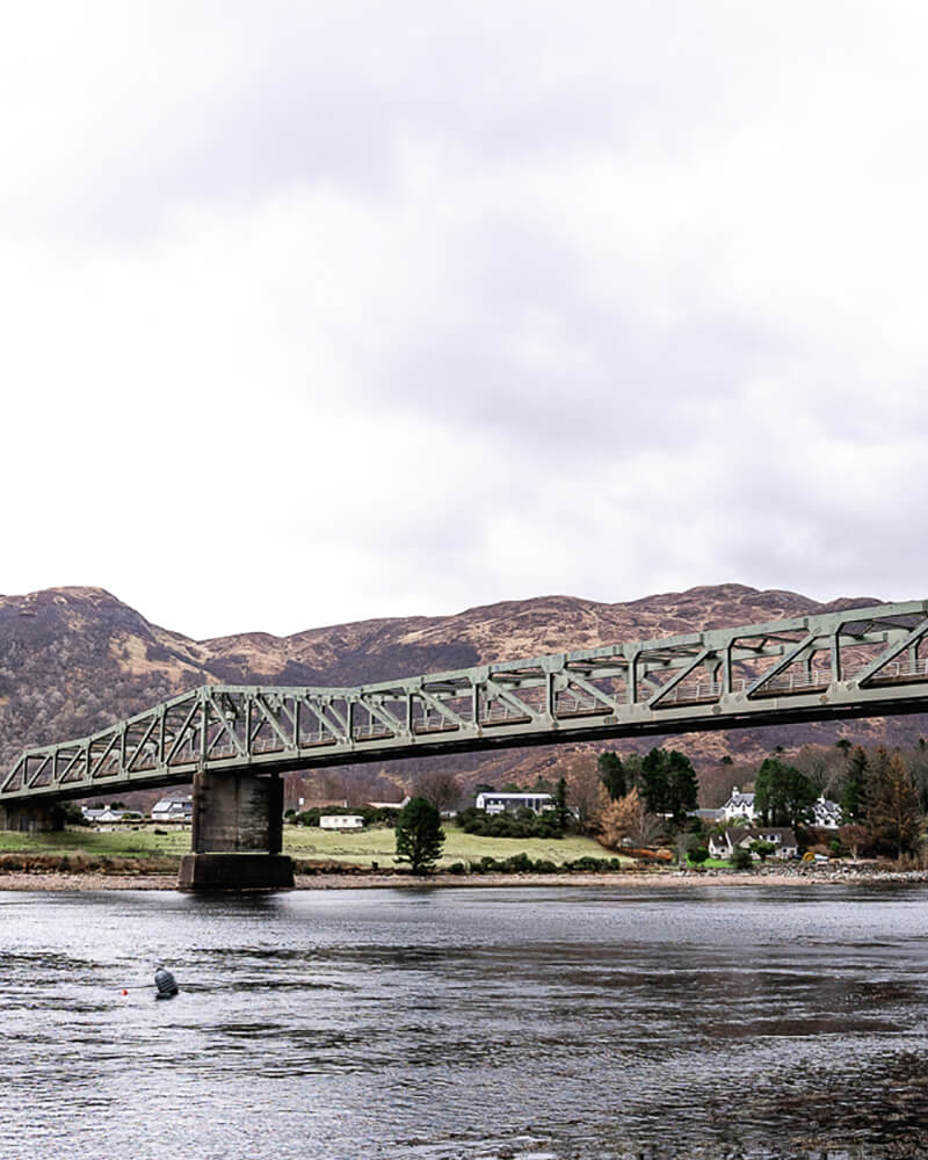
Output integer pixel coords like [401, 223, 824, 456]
[475, 792, 554, 815]
[81, 806, 126, 823]
[708, 826, 800, 861]
[320, 814, 365, 831]
[812, 797, 842, 829]
[719, 787, 841, 829]
[151, 796, 193, 821]
[720, 787, 757, 822]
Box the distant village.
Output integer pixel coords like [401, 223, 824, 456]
[71, 732, 928, 871]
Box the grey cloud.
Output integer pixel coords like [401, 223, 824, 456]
[5, 0, 790, 239]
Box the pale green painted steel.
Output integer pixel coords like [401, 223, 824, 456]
[4, 599, 928, 804]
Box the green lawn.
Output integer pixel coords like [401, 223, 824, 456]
[0, 827, 190, 858]
[0, 822, 620, 868]
[285, 823, 617, 867]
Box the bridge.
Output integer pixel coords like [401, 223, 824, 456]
[3, 598, 928, 888]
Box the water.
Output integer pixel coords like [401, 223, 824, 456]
[3, 884, 928, 1160]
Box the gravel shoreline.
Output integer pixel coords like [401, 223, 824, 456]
[2, 866, 928, 891]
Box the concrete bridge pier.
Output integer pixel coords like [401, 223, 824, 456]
[178, 770, 294, 891]
[0, 803, 65, 832]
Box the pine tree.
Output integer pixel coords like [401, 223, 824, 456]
[666, 750, 699, 824]
[754, 757, 817, 827]
[553, 776, 571, 830]
[641, 748, 669, 815]
[840, 746, 868, 821]
[639, 747, 698, 826]
[597, 751, 626, 800]
[395, 796, 445, 874]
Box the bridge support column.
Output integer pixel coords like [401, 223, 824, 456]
[177, 770, 293, 891]
[0, 803, 65, 832]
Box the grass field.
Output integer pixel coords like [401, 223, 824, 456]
[285, 824, 615, 866]
[0, 823, 619, 867]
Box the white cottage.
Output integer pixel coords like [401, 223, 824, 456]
[708, 826, 800, 861]
[320, 815, 365, 831]
[475, 792, 554, 815]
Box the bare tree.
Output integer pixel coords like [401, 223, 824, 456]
[562, 754, 602, 830]
[411, 769, 462, 813]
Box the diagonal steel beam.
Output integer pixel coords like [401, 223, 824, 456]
[853, 618, 928, 686]
[745, 633, 815, 698]
[251, 694, 296, 752]
[204, 690, 248, 758]
[648, 648, 713, 707]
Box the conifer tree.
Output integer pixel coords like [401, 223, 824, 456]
[553, 776, 571, 830]
[395, 796, 445, 874]
[840, 746, 868, 822]
[754, 758, 817, 828]
[640, 748, 698, 826]
[597, 751, 626, 801]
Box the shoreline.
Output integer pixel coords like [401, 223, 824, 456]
[2, 867, 928, 891]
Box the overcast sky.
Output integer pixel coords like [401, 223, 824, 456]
[2, 1, 926, 639]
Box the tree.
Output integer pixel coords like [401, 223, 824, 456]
[640, 748, 699, 826]
[563, 756, 604, 830]
[553, 777, 571, 830]
[839, 822, 869, 860]
[597, 787, 661, 849]
[394, 796, 445, 874]
[865, 747, 921, 859]
[793, 744, 845, 798]
[597, 752, 626, 801]
[730, 846, 753, 870]
[754, 758, 817, 828]
[907, 739, 928, 814]
[750, 840, 776, 862]
[840, 746, 868, 822]
[411, 769, 461, 813]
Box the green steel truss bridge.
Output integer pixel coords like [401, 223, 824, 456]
[5, 599, 928, 806]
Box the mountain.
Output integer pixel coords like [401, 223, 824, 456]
[0, 583, 921, 794]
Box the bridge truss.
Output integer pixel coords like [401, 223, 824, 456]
[4, 600, 928, 803]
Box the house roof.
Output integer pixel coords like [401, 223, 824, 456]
[712, 826, 798, 846]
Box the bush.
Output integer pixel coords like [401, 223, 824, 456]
[688, 847, 710, 865]
[456, 806, 563, 839]
[60, 802, 91, 827]
[730, 847, 754, 870]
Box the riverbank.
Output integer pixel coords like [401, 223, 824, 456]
[2, 864, 928, 890]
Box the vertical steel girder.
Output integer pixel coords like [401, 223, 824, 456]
[4, 600, 928, 803]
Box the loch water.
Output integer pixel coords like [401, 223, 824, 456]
[3, 884, 928, 1160]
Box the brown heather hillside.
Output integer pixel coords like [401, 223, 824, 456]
[0, 583, 924, 800]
